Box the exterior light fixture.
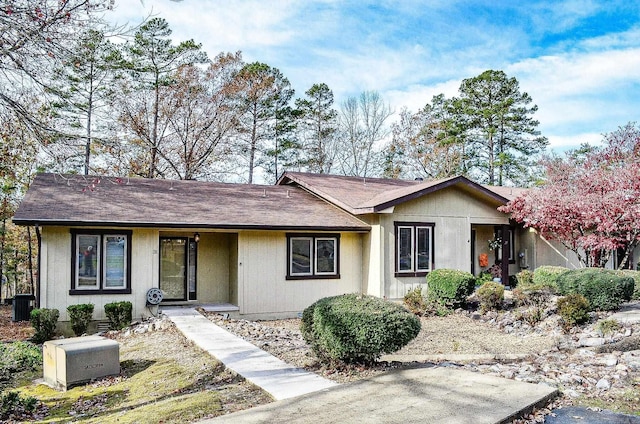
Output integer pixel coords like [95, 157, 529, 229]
[194, 233, 200, 243]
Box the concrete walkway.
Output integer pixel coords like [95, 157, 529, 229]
[162, 307, 337, 400]
[611, 301, 640, 324]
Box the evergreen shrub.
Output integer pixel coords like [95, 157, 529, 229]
[476, 281, 504, 312]
[614, 270, 640, 300]
[67, 303, 94, 336]
[301, 294, 421, 364]
[557, 293, 590, 329]
[531, 266, 568, 292]
[557, 268, 634, 311]
[104, 301, 132, 330]
[29, 308, 59, 344]
[426, 269, 475, 308]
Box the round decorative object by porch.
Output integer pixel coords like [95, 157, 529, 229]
[146, 288, 163, 305]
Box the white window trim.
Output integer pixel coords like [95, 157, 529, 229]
[289, 237, 313, 277]
[315, 237, 338, 276]
[71, 230, 131, 294]
[397, 225, 414, 272]
[395, 222, 434, 276]
[102, 234, 128, 290]
[416, 226, 432, 272]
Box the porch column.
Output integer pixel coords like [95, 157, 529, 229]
[501, 224, 510, 286]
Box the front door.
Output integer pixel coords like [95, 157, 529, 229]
[160, 237, 197, 301]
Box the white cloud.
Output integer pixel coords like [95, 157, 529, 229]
[547, 132, 603, 151]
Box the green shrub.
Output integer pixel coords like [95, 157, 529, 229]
[614, 270, 640, 300]
[0, 342, 42, 386]
[29, 308, 59, 344]
[403, 286, 426, 315]
[67, 303, 94, 336]
[531, 266, 568, 292]
[476, 272, 493, 285]
[0, 391, 38, 421]
[557, 268, 634, 311]
[515, 270, 534, 289]
[476, 281, 504, 312]
[104, 301, 132, 330]
[426, 269, 476, 308]
[557, 293, 590, 329]
[301, 294, 421, 364]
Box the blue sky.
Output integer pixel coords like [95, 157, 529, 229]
[108, 0, 640, 152]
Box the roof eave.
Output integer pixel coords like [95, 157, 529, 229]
[12, 218, 370, 232]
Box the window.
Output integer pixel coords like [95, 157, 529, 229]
[287, 234, 339, 279]
[71, 230, 132, 294]
[395, 222, 434, 277]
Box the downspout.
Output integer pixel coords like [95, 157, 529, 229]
[35, 224, 41, 308]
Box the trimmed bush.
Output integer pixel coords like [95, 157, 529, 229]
[531, 266, 568, 292]
[476, 281, 504, 312]
[614, 270, 640, 300]
[426, 269, 476, 308]
[557, 293, 590, 329]
[29, 308, 59, 344]
[301, 294, 421, 364]
[104, 301, 132, 330]
[67, 303, 94, 336]
[557, 268, 634, 311]
[403, 286, 426, 315]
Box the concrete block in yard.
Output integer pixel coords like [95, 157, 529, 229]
[43, 335, 120, 390]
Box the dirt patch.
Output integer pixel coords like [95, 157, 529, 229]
[397, 314, 557, 355]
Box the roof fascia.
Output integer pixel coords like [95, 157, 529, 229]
[12, 218, 370, 232]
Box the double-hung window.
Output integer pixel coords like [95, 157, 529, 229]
[71, 230, 132, 294]
[287, 234, 340, 279]
[395, 222, 434, 276]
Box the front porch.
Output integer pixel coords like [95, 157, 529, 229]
[472, 223, 523, 286]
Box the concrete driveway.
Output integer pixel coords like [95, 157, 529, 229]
[202, 365, 558, 424]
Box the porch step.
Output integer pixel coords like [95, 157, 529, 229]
[201, 303, 240, 313]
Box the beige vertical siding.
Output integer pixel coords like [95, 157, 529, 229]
[237, 231, 363, 317]
[377, 187, 510, 299]
[40, 227, 158, 321]
[228, 234, 239, 305]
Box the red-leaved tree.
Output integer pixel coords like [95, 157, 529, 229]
[500, 123, 640, 268]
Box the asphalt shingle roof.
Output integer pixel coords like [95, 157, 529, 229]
[278, 172, 515, 214]
[13, 174, 370, 231]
